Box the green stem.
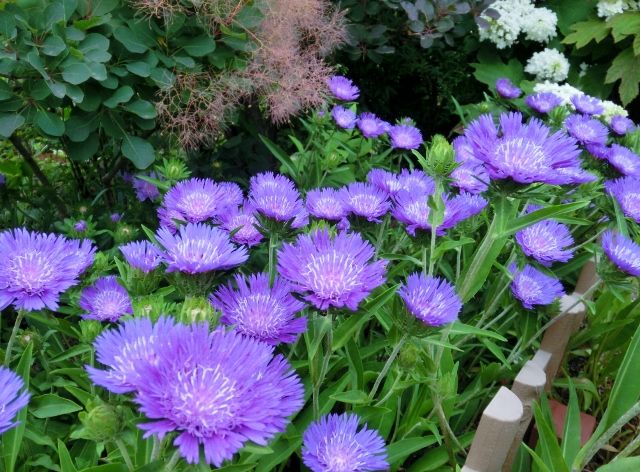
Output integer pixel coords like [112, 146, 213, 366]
[115, 439, 134, 472]
[428, 226, 437, 276]
[150, 437, 163, 462]
[369, 334, 407, 401]
[375, 372, 404, 407]
[4, 310, 25, 366]
[422, 246, 428, 275]
[434, 399, 458, 470]
[162, 450, 181, 472]
[268, 233, 278, 284]
[313, 316, 333, 419]
[374, 215, 389, 258]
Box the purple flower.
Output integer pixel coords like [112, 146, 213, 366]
[119, 240, 163, 273]
[603, 144, 640, 176]
[525, 92, 562, 114]
[367, 169, 402, 196]
[302, 413, 388, 472]
[451, 162, 489, 194]
[215, 202, 264, 247]
[546, 166, 598, 185]
[610, 115, 635, 135]
[452, 136, 478, 163]
[79, 276, 133, 322]
[211, 273, 306, 345]
[0, 367, 30, 434]
[340, 183, 391, 222]
[249, 172, 308, 228]
[510, 264, 564, 309]
[465, 112, 581, 184]
[571, 94, 604, 115]
[74, 220, 87, 233]
[327, 75, 360, 101]
[397, 168, 435, 196]
[564, 114, 609, 145]
[306, 188, 349, 222]
[357, 113, 388, 138]
[515, 220, 574, 266]
[605, 176, 640, 223]
[441, 192, 488, 232]
[586, 143, 610, 160]
[0, 229, 95, 311]
[277, 229, 387, 311]
[496, 78, 522, 99]
[398, 273, 462, 326]
[132, 172, 160, 202]
[156, 223, 248, 274]
[0, 173, 5, 186]
[134, 324, 304, 467]
[110, 213, 122, 223]
[389, 122, 423, 150]
[602, 231, 640, 276]
[159, 178, 243, 230]
[87, 317, 184, 394]
[332, 105, 357, 129]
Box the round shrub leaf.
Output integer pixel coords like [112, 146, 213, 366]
[35, 110, 64, 136]
[0, 113, 25, 137]
[103, 86, 134, 108]
[121, 135, 155, 169]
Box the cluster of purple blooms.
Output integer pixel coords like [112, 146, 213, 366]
[0, 366, 30, 435]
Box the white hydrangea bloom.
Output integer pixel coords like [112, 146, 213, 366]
[533, 81, 581, 105]
[596, 0, 637, 19]
[599, 101, 629, 123]
[478, 0, 535, 49]
[522, 7, 558, 43]
[525, 48, 570, 82]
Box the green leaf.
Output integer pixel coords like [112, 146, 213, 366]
[182, 35, 216, 56]
[260, 134, 298, 181]
[31, 394, 82, 418]
[387, 436, 438, 465]
[608, 12, 640, 42]
[42, 35, 67, 56]
[499, 201, 589, 238]
[0, 11, 17, 39]
[124, 99, 156, 119]
[114, 25, 148, 53]
[532, 399, 569, 472]
[103, 86, 134, 108]
[121, 135, 155, 169]
[329, 390, 370, 405]
[65, 113, 100, 142]
[125, 61, 151, 77]
[606, 49, 640, 105]
[79, 33, 111, 62]
[562, 20, 610, 48]
[150, 67, 175, 89]
[0, 113, 25, 137]
[597, 458, 640, 471]
[35, 110, 65, 136]
[91, 0, 118, 16]
[25, 50, 50, 80]
[87, 61, 107, 81]
[61, 60, 92, 84]
[472, 52, 524, 88]
[561, 379, 581, 467]
[79, 465, 129, 472]
[447, 321, 507, 342]
[58, 440, 78, 472]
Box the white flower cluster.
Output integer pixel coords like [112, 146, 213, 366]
[478, 0, 557, 49]
[596, 0, 640, 19]
[524, 48, 570, 83]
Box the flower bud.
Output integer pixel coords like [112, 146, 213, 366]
[79, 320, 103, 344]
[77, 400, 123, 442]
[179, 296, 217, 324]
[428, 135, 457, 176]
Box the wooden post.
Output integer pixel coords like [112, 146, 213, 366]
[462, 387, 524, 472]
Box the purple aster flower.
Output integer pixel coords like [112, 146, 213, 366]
[110, 213, 122, 223]
[515, 220, 574, 266]
[398, 273, 462, 326]
[134, 324, 304, 467]
[327, 75, 360, 101]
[464, 112, 581, 184]
[603, 144, 640, 176]
[79, 276, 133, 322]
[571, 94, 604, 115]
[525, 92, 563, 114]
[451, 162, 489, 194]
[610, 115, 635, 135]
[510, 264, 564, 309]
[496, 78, 522, 99]
[367, 169, 402, 196]
[564, 114, 609, 145]
[87, 317, 184, 394]
[302, 413, 389, 472]
[120, 240, 163, 273]
[441, 192, 488, 232]
[397, 168, 435, 196]
[277, 229, 387, 311]
[605, 176, 640, 223]
[453, 136, 478, 163]
[132, 172, 160, 202]
[249, 172, 308, 229]
[211, 273, 306, 345]
[155, 223, 248, 274]
[306, 188, 349, 223]
[0, 367, 30, 434]
[340, 183, 392, 222]
[215, 202, 264, 247]
[357, 113, 388, 138]
[389, 122, 423, 150]
[159, 178, 243, 230]
[545, 166, 598, 185]
[0, 229, 95, 311]
[74, 220, 87, 233]
[586, 143, 610, 160]
[0, 173, 5, 186]
[332, 105, 357, 129]
[602, 231, 640, 276]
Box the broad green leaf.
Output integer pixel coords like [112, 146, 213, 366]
[499, 201, 589, 238]
[387, 436, 438, 466]
[114, 25, 148, 53]
[606, 48, 640, 105]
[46, 80, 66, 98]
[35, 110, 65, 136]
[608, 11, 640, 42]
[125, 61, 151, 77]
[42, 35, 67, 56]
[61, 60, 92, 84]
[329, 390, 370, 404]
[0, 11, 17, 39]
[532, 398, 569, 472]
[561, 379, 581, 467]
[124, 100, 156, 119]
[260, 134, 299, 181]
[91, 0, 118, 16]
[0, 113, 25, 137]
[150, 67, 175, 89]
[103, 86, 134, 108]
[31, 394, 82, 418]
[597, 458, 640, 471]
[58, 440, 78, 472]
[65, 113, 99, 141]
[26, 50, 50, 80]
[87, 61, 107, 81]
[448, 321, 507, 342]
[79, 33, 111, 62]
[182, 35, 216, 56]
[121, 135, 155, 169]
[562, 20, 610, 48]
[472, 51, 524, 88]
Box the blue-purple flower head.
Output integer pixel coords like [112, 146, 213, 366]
[441, 192, 488, 232]
[332, 105, 357, 129]
[327, 75, 360, 101]
[586, 143, 610, 160]
[367, 169, 402, 196]
[464, 112, 581, 184]
[451, 161, 490, 194]
[302, 413, 389, 472]
[156, 223, 248, 274]
[249, 172, 308, 229]
[0, 229, 95, 311]
[603, 144, 640, 176]
[510, 264, 564, 309]
[496, 78, 522, 99]
[564, 114, 609, 146]
[306, 188, 349, 223]
[602, 231, 640, 276]
[610, 115, 635, 135]
[398, 168, 435, 196]
[132, 172, 160, 202]
[571, 94, 604, 116]
[277, 229, 387, 311]
[389, 121, 423, 150]
[525, 92, 562, 114]
[110, 213, 122, 223]
[515, 219, 574, 266]
[605, 176, 640, 223]
[74, 220, 87, 233]
[398, 273, 462, 327]
[0, 367, 30, 434]
[357, 113, 388, 138]
[215, 202, 264, 247]
[211, 273, 306, 345]
[340, 182, 392, 223]
[453, 136, 478, 163]
[79, 276, 133, 322]
[119, 240, 164, 273]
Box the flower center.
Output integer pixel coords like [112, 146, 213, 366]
[494, 137, 548, 175]
[10, 251, 55, 294]
[303, 251, 361, 300]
